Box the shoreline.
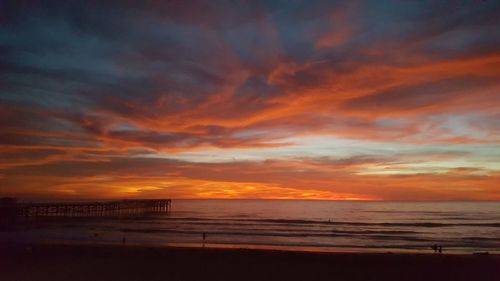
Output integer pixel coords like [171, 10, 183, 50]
[5, 240, 495, 255]
[1, 242, 499, 281]
[3, 237, 497, 255]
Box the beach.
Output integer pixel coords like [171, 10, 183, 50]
[1, 243, 499, 281]
[2, 201, 499, 281]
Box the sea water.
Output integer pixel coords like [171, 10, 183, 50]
[2, 200, 499, 254]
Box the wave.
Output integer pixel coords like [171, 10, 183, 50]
[171, 218, 500, 228]
[116, 228, 500, 249]
[119, 227, 418, 236]
[118, 228, 425, 241]
[111, 216, 500, 228]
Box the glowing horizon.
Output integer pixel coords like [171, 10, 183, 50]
[1, 1, 500, 200]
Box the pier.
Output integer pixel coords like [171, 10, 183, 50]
[1, 198, 171, 220]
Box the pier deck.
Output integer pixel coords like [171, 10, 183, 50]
[1, 199, 171, 219]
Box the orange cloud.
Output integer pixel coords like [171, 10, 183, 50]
[2, 156, 499, 200]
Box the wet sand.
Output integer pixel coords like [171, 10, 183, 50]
[1, 243, 499, 281]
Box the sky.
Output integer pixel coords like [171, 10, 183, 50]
[1, 0, 500, 200]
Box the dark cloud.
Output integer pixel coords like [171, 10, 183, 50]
[341, 77, 499, 112]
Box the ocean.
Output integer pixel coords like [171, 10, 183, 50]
[2, 200, 500, 254]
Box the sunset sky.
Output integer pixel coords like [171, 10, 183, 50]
[1, 1, 500, 200]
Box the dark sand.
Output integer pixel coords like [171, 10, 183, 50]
[1, 243, 499, 281]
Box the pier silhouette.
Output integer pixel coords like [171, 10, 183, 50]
[1, 198, 171, 222]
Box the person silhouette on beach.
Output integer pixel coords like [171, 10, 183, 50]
[202, 232, 207, 247]
[431, 244, 438, 253]
[122, 237, 126, 245]
[438, 246, 442, 253]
